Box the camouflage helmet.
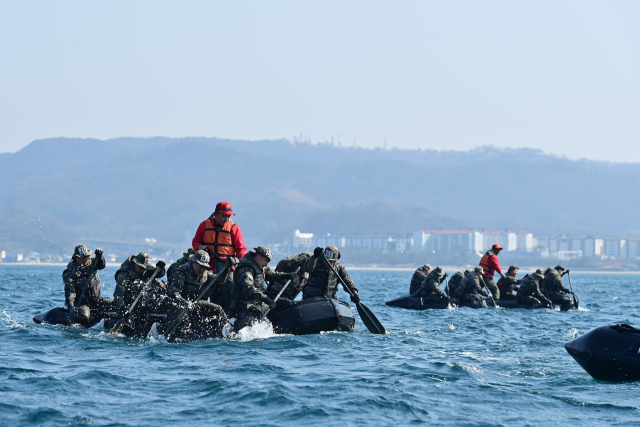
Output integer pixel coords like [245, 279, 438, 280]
[508, 265, 519, 271]
[190, 250, 211, 268]
[73, 244, 93, 258]
[182, 247, 195, 258]
[432, 266, 444, 276]
[253, 246, 273, 260]
[324, 246, 340, 261]
[533, 269, 545, 279]
[420, 264, 432, 271]
[555, 265, 566, 271]
[132, 252, 155, 271]
[475, 266, 484, 274]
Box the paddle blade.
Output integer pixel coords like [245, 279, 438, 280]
[356, 302, 386, 335]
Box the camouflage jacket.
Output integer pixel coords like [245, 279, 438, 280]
[409, 268, 429, 295]
[497, 275, 522, 295]
[63, 255, 106, 307]
[167, 249, 194, 282]
[517, 275, 549, 302]
[167, 261, 216, 304]
[543, 269, 571, 295]
[231, 253, 289, 308]
[413, 271, 446, 298]
[446, 270, 466, 297]
[302, 256, 359, 300]
[460, 271, 487, 297]
[266, 252, 312, 301]
[113, 256, 166, 312]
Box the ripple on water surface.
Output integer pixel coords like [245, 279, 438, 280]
[1, 266, 640, 426]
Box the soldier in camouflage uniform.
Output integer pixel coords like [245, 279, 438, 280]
[497, 266, 522, 301]
[459, 266, 489, 308]
[543, 265, 573, 310]
[517, 269, 552, 308]
[113, 252, 166, 314]
[411, 266, 450, 303]
[230, 246, 293, 331]
[446, 269, 469, 298]
[301, 246, 360, 303]
[166, 248, 195, 282]
[265, 252, 312, 311]
[409, 264, 431, 295]
[63, 244, 111, 325]
[112, 252, 167, 336]
[166, 250, 227, 337]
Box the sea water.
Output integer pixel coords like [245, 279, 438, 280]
[1, 266, 639, 426]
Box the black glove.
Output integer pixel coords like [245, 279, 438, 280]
[279, 297, 294, 307]
[95, 248, 103, 256]
[562, 269, 570, 276]
[288, 272, 297, 281]
[313, 247, 323, 257]
[264, 296, 277, 309]
[443, 272, 448, 278]
[350, 293, 360, 304]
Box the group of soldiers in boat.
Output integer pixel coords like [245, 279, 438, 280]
[62, 201, 360, 337]
[409, 244, 576, 310]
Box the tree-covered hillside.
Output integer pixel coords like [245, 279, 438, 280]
[0, 137, 638, 254]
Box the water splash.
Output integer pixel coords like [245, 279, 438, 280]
[567, 328, 580, 339]
[90, 319, 105, 329]
[233, 321, 276, 342]
[146, 322, 159, 338]
[1, 308, 27, 329]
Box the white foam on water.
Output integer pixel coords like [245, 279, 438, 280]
[1, 308, 27, 329]
[567, 328, 580, 339]
[222, 318, 236, 338]
[449, 324, 456, 330]
[233, 321, 276, 342]
[577, 306, 591, 312]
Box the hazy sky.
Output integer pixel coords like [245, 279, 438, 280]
[1, 1, 639, 161]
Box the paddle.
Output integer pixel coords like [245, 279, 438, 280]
[109, 261, 166, 334]
[478, 275, 497, 307]
[319, 251, 386, 335]
[444, 275, 450, 297]
[164, 258, 233, 343]
[261, 267, 300, 320]
[567, 271, 578, 308]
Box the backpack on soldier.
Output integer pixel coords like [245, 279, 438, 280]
[447, 271, 465, 298]
[275, 252, 311, 273]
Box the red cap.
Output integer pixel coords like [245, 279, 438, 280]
[492, 244, 503, 250]
[215, 201, 235, 216]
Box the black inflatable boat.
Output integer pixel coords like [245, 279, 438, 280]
[385, 295, 458, 310]
[268, 297, 355, 335]
[565, 324, 640, 382]
[33, 307, 118, 329]
[386, 294, 579, 311]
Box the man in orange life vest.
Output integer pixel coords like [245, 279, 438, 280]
[192, 201, 247, 314]
[479, 244, 506, 300]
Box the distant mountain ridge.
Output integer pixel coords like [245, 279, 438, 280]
[0, 137, 638, 254]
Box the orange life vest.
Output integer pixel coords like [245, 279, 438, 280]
[202, 219, 236, 261]
[479, 253, 497, 277]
